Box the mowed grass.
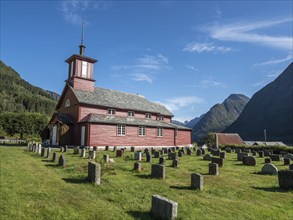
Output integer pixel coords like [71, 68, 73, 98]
[0, 146, 292, 220]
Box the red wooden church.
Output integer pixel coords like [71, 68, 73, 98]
[49, 29, 191, 147]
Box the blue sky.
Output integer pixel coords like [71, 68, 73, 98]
[1, 0, 292, 122]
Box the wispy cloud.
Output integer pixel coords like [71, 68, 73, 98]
[60, 0, 111, 25]
[208, 17, 293, 50]
[183, 42, 233, 53]
[190, 77, 226, 88]
[253, 69, 281, 87]
[185, 65, 199, 71]
[253, 54, 292, 66]
[111, 53, 171, 83]
[157, 96, 204, 112]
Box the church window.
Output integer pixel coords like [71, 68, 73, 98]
[65, 99, 70, 107]
[145, 113, 152, 119]
[108, 109, 116, 115]
[117, 125, 126, 136]
[82, 61, 88, 77]
[128, 111, 135, 117]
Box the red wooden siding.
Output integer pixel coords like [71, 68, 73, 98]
[176, 129, 192, 146]
[89, 124, 176, 146]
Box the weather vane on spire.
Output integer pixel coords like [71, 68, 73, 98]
[79, 17, 86, 56]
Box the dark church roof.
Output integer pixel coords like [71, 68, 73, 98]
[71, 86, 174, 116]
[80, 113, 191, 130]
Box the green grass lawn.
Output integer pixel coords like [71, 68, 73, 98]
[0, 146, 292, 220]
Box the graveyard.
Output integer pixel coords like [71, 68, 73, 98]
[0, 145, 292, 220]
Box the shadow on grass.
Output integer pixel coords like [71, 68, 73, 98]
[41, 159, 53, 162]
[251, 186, 291, 193]
[45, 164, 61, 168]
[62, 177, 89, 184]
[126, 211, 153, 220]
[170, 185, 191, 190]
[135, 174, 152, 179]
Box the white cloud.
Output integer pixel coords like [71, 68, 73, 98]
[130, 73, 153, 83]
[209, 18, 293, 50]
[60, 0, 111, 25]
[185, 65, 199, 71]
[183, 42, 233, 53]
[157, 96, 204, 112]
[190, 77, 226, 88]
[253, 54, 292, 66]
[111, 53, 171, 83]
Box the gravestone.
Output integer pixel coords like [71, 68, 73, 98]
[88, 162, 101, 185]
[219, 152, 226, 159]
[130, 146, 135, 152]
[134, 162, 141, 171]
[144, 148, 149, 154]
[186, 148, 192, 155]
[178, 151, 184, 157]
[151, 195, 178, 220]
[261, 163, 278, 175]
[60, 147, 63, 152]
[225, 147, 232, 153]
[209, 163, 219, 175]
[81, 148, 86, 158]
[212, 150, 220, 156]
[103, 154, 109, 163]
[284, 158, 291, 165]
[88, 150, 96, 160]
[105, 145, 109, 151]
[265, 158, 271, 163]
[58, 155, 66, 167]
[211, 157, 224, 167]
[74, 146, 80, 155]
[154, 151, 160, 158]
[46, 147, 51, 158]
[264, 150, 271, 157]
[284, 153, 293, 160]
[252, 151, 257, 156]
[146, 154, 152, 163]
[151, 164, 165, 179]
[196, 149, 203, 156]
[191, 173, 204, 191]
[278, 170, 293, 189]
[237, 152, 249, 161]
[203, 154, 212, 161]
[113, 146, 117, 151]
[41, 148, 45, 157]
[52, 152, 58, 162]
[242, 156, 257, 166]
[159, 157, 166, 165]
[93, 146, 97, 152]
[64, 146, 68, 153]
[289, 164, 293, 170]
[38, 145, 42, 154]
[172, 159, 179, 167]
[168, 152, 177, 160]
[116, 149, 123, 157]
[134, 152, 142, 161]
[235, 149, 241, 154]
[258, 151, 264, 158]
[269, 154, 282, 161]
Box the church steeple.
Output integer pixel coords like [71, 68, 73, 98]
[65, 18, 97, 92]
[79, 18, 86, 56]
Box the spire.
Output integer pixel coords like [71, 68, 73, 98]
[79, 17, 86, 56]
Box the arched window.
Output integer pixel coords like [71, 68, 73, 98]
[65, 99, 70, 107]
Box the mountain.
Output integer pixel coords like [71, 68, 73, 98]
[45, 90, 60, 101]
[0, 60, 57, 116]
[185, 114, 205, 128]
[192, 94, 250, 143]
[225, 62, 293, 145]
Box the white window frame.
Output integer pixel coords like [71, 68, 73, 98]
[138, 126, 146, 136]
[145, 113, 152, 119]
[81, 61, 88, 77]
[158, 116, 164, 121]
[128, 111, 135, 117]
[117, 125, 126, 136]
[157, 127, 163, 137]
[65, 99, 70, 108]
[108, 109, 116, 115]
